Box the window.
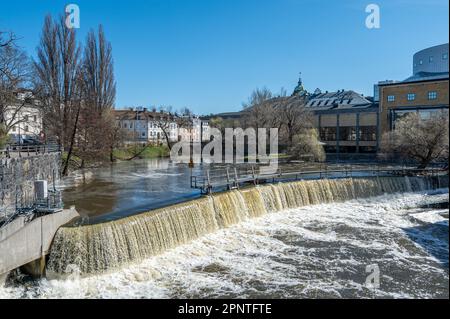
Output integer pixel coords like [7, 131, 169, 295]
[339, 127, 357, 141]
[319, 127, 336, 141]
[142, 132, 145, 137]
[428, 91, 437, 100]
[419, 59, 423, 65]
[443, 53, 448, 60]
[387, 95, 395, 102]
[33, 115, 37, 122]
[12, 126, 16, 132]
[429, 56, 433, 63]
[25, 126, 29, 132]
[359, 126, 377, 141]
[407, 93, 416, 101]
[24, 115, 29, 121]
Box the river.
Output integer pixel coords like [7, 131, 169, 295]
[1, 190, 448, 299]
[60, 158, 202, 223]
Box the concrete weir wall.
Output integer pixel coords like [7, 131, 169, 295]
[0, 153, 61, 217]
[0, 207, 80, 283]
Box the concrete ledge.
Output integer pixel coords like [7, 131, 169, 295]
[0, 207, 79, 277]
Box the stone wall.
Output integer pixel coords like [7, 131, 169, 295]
[0, 153, 60, 218]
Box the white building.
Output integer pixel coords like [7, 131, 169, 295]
[115, 108, 179, 144]
[115, 108, 210, 144]
[1, 92, 43, 143]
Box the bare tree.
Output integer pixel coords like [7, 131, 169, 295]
[0, 31, 18, 48]
[380, 111, 449, 169]
[242, 87, 273, 130]
[33, 15, 82, 175]
[77, 25, 116, 164]
[276, 94, 313, 146]
[151, 106, 177, 150]
[0, 35, 31, 134]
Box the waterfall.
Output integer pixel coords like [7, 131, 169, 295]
[46, 176, 448, 277]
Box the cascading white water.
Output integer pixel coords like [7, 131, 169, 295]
[46, 176, 447, 276]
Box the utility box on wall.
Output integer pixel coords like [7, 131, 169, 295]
[34, 180, 48, 200]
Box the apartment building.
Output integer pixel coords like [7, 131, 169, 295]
[1, 91, 43, 143]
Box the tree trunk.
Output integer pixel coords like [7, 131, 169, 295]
[62, 104, 81, 176]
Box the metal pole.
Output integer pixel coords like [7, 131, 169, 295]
[226, 167, 231, 190]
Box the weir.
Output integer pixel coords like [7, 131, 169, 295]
[46, 175, 448, 277]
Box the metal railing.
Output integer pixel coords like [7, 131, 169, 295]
[0, 143, 61, 158]
[190, 162, 449, 194]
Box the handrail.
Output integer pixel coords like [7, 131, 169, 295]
[0, 143, 61, 158]
[191, 163, 448, 194]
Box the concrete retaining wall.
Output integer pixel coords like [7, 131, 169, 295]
[0, 153, 60, 218]
[0, 207, 79, 278]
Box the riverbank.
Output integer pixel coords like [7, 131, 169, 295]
[61, 145, 170, 172]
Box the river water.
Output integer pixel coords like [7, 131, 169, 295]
[1, 191, 448, 299]
[61, 159, 202, 223]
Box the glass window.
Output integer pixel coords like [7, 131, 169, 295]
[443, 53, 448, 60]
[359, 126, 377, 141]
[338, 127, 357, 141]
[407, 93, 416, 101]
[429, 56, 433, 63]
[387, 95, 395, 102]
[428, 91, 437, 100]
[419, 59, 423, 65]
[319, 127, 336, 141]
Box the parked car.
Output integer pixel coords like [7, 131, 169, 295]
[21, 138, 43, 146]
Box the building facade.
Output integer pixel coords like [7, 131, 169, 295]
[2, 92, 43, 143]
[379, 43, 449, 134]
[115, 108, 210, 144]
[308, 90, 379, 155]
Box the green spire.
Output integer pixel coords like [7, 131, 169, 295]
[292, 72, 307, 96]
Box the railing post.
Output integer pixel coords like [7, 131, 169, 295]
[251, 166, 257, 185]
[226, 167, 231, 190]
[234, 167, 239, 189]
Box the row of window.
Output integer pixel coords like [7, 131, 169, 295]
[319, 126, 377, 142]
[387, 91, 438, 102]
[414, 52, 448, 67]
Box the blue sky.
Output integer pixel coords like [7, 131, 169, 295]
[1, 0, 448, 114]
